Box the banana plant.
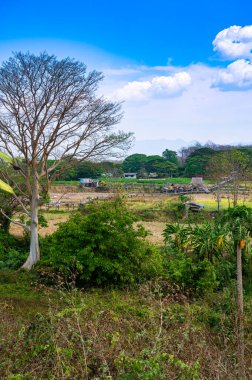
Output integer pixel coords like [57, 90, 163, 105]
[0, 179, 14, 194]
[163, 223, 192, 253]
[0, 151, 14, 194]
[0, 151, 14, 164]
[189, 222, 229, 262]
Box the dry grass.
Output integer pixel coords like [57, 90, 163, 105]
[140, 221, 166, 245]
[1, 274, 247, 380]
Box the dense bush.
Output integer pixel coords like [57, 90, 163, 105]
[41, 198, 163, 285]
[162, 249, 218, 295]
[0, 231, 28, 269]
[162, 221, 239, 294]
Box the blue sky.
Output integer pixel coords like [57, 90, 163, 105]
[1, 0, 252, 153]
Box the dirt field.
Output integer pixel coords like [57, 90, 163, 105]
[10, 218, 166, 244]
[10, 191, 248, 243]
[140, 221, 166, 244]
[10, 190, 168, 243]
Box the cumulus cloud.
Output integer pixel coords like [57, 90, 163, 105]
[213, 25, 252, 60]
[114, 71, 191, 102]
[213, 59, 252, 90]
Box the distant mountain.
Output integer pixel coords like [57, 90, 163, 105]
[128, 139, 252, 156]
[128, 139, 194, 155]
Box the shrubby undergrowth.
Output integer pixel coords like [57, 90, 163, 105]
[0, 199, 252, 379]
[40, 198, 163, 286]
[0, 230, 28, 269]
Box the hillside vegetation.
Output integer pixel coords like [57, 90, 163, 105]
[0, 197, 251, 379]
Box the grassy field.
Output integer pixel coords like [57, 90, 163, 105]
[4, 187, 252, 379]
[53, 177, 215, 186]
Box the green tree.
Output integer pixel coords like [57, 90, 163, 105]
[162, 149, 179, 165]
[152, 160, 178, 177]
[144, 155, 164, 174]
[122, 154, 147, 173]
[184, 148, 216, 177]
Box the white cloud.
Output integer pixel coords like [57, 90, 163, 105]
[114, 72, 191, 102]
[213, 25, 252, 60]
[1, 37, 252, 149]
[111, 63, 252, 147]
[213, 59, 252, 90]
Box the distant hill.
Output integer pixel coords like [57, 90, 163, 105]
[129, 139, 192, 155]
[128, 139, 252, 156]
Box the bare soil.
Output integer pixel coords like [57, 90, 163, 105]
[140, 221, 166, 245]
[9, 192, 215, 241]
[10, 215, 69, 238]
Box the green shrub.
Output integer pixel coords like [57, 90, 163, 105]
[41, 198, 163, 285]
[0, 249, 26, 269]
[163, 249, 218, 295]
[0, 231, 28, 269]
[116, 350, 200, 380]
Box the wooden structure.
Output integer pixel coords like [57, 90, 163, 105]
[185, 201, 204, 212]
[79, 178, 99, 187]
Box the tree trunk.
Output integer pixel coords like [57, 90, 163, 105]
[216, 190, 221, 212]
[236, 244, 246, 379]
[22, 178, 40, 270]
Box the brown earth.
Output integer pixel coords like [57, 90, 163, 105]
[9, 192, 215, 241]
[10, 193, 167, 244]
[10, 216, 69, 238]
[140, 221, 166, 245]
[10, 217, 166, 244]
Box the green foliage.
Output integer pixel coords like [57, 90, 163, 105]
[163, 221, 238, 293]
[162, 149, 179, 165]
[123, 154, 147, 173]
[219, 205, 252, 243]
[163, 224, 191, 252]
[116, 351, 200, 380]
[163, 250, 218, 295]
[41, 198, 163, 285]
[0, 249, 26, 270]
[123, 153, 179, 177]
[0, 231, 28, 269]
[0, 151, 14, 164]
[0, 179, 14, 194]
[184, 147, 216, 177]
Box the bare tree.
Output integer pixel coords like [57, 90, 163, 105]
[207, 149, 252, 207]
[0, 52, 132, 269]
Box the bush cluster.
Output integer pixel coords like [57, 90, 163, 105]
[40, 198, 163, 285]
[0, 231, 28, 269]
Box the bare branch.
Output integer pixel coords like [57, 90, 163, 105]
[0, 208, 30, 233]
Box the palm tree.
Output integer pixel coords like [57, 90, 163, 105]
[220, 206, 252, 380]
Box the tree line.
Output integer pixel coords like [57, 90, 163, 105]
[48, 144, 252, 180]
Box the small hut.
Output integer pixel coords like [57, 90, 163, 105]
[123, 173, 137, 179]
[79, 178, 99, 187]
